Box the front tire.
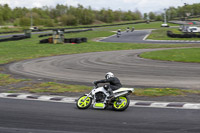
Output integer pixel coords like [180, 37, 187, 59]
[112, 96, 130, 111]
[76, 95, 92, 109]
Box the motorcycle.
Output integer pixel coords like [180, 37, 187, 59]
[76, 84, 134, 111]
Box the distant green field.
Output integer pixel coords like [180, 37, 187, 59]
[140, 48, 200, 63]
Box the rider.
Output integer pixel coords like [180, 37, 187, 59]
[116, 29, 121, 37]
[94, 72, 122, 99]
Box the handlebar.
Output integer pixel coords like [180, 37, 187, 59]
[92, 81, 98, 88]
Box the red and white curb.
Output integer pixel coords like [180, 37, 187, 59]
[0, 93, 200, 110]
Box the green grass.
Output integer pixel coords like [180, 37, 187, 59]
[95, 21, 178, 32]
[0, 26, 24, 33]
[188, 17, 200, 21]
[12, 82, 200, 96]
[147, 28, 200, 41]
[134, 88, 200, 97]
[0, 73, 28, 86]
[140, 48, 200, 63]
[17, 82, 91, 93]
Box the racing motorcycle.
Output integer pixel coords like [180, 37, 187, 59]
[76, 84, 134, 111]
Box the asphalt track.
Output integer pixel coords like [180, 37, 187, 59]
[100, 29, 200, 44]
[0, 98, 200, 133]
[9, 48, 200, 89]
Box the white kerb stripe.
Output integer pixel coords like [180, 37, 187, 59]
[150, 102, 169, 108]
[38, 96, 55, 101]
[183, 104, 200, 109]
[17, 94, 33, 99]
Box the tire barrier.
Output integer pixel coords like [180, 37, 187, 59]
[40, 37, 87, 44]
[0, 35, 30, 42]
[167, 30, 200, 38]
[0, 31, 22, 35]
[38, 34, 53, 38]
[38, 29, 93, 38]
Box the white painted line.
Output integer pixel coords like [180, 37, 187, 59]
[146, 39, 200, 43]
[129, 100, 139, 106]
[61, 97, 77, 103]
[143, 34, 150, 40]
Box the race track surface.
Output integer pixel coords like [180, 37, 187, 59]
[9, 48, 200, 89]
[100, 30, 200, 44]
[0, 98, 200, 133]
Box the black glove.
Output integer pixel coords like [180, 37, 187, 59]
[93, 81, 98, 85]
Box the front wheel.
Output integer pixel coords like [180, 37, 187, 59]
[76, 95, 92, 109]
[112, 96, 130, 111]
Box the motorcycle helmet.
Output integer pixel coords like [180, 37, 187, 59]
[105, 72, 114, 79]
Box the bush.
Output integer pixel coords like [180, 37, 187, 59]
[44, 19, 55, 27]
[60, 14, 78, 26]
[19, 17, 30, 26]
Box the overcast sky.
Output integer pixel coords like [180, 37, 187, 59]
[0, 0, 199, 13]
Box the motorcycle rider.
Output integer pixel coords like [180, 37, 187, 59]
[116, 29, 121, 38]
[94, 72, 122, 99]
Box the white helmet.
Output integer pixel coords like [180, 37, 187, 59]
[105, 72, 114, 79]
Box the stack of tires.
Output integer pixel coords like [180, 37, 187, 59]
[40, 37, 87, 44]
[0, 35, 28, 42]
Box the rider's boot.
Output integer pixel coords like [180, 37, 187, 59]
[107, 88, 114, 99]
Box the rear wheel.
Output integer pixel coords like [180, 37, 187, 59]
[112, 96, 130, 111]
[76, 95, 92, 109]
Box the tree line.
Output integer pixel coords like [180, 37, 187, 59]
[0, 3, 199, 27]
[166, 3, 200, 20]
[0, 4, 144, 27]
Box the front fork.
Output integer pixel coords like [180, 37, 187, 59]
[82, 91, 92, 102]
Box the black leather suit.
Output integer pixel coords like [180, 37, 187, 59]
[95, 77, 122, 91]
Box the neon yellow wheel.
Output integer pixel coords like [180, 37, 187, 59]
[112, 96, 130, 111]
[76, 95, 92, 109]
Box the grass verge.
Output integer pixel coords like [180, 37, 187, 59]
[15, 82, 91, 93]
[10, 82, 200, 97]
[135, 88, 200, 97]
[140, 48, 200, 63]
[0, 73, 28, 86]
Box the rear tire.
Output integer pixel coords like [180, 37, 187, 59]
[76, 95, 92, 109]
[112, 96, 130, 111]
